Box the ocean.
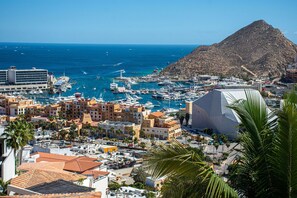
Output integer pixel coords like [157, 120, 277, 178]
[0, 43, 197, 110]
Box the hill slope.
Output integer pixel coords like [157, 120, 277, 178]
[161, 20, 297, 78]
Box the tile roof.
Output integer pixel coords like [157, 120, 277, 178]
[64, 156, 102, 173]
[28, 179, 94, 194]
[150, 112, 164, 117]
[4, 191, 101, 198]
[19, 162, 65, 171]
[32, 152, 102, 173]
[11, 164, 86, 189]
[82, 170, 109, 179]
[33, 152, 76, 162]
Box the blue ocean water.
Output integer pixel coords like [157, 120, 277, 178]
[0, 43, 196, 109]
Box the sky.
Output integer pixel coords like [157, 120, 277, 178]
[0, 0, 296, 45]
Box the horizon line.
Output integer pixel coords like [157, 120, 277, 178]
[0, 41, 201, 46]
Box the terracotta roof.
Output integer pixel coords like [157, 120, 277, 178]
[166, 120, 177, 125]
[4, 192, 101, 198]
[32, 152, 102, 173]
[19, 162, 65, 171]
[150, 112, 164, 117]
[64, 157, 102, 173]
[82, 170, 109, 179]
[11, 168, 86, 189]
[33, 152, 76, 162]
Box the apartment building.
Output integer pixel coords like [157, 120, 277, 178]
[142, 112, 182, 140]
[45, 104, 62, 117]
[98, 120, 140, 139]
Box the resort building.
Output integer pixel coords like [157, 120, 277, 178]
[0, 70, 8, 85]
[141, 112, 182, 140]
[0, 66, 49, 92]
[98, 120, 141, 139]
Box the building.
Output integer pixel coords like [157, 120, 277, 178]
[0, 126, 16, 182]
[0, 70, 8, 85]
[142, 112, 182, 140]
[98, 120, 141, 139]
[192, 89, 268, 139]
[7, 66, 48, 85]
[25, 152, 109, 198]
[0, 66, 48, 92]
[7, 162, 95, 196]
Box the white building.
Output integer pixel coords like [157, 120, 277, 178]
[192, 89, 268, 139]
[0, 126, 16, 182]
[0, 66, 48, 92]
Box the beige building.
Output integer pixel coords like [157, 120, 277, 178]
[142, 112, 182, 140]
[98, 120, 140, 139]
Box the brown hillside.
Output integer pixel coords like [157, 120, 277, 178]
[161, 20, 297, 78]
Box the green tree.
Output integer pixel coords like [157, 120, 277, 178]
[0, 178, 9, 195]
[146, 140, 237, 198]
[59, 129, 68, 140]
[97, 125, 103, 138]
[139, 129, 145, 138]
[80, 128, 89, 137]
[2, 118, 34, 166]
[109, 127, 115, 138]
[146, 90, 297, 198]
[139, 142, 146, 149]
[68, 124, 78, 143]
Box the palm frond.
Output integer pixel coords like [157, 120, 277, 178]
[274, 91, 297, 197]
[228, 90, 277, 197]
[146, 140, 238, 198]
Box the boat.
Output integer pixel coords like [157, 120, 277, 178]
[93, 87, 97, 90]
[53, 76, 70, 93]
[144, 101, 154, 109]
[66, 84, 72, 89]
[162, 108, 179, 114]
[110, 81, 118, 91]
[158, 80, 174, 86]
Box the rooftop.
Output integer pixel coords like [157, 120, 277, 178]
[32, 152, 102, 173]
[5, 192, 101, 198]
[11, 163, 85, 189]
[27, 179, 94, 194]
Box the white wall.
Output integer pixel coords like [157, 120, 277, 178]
[93, 176, 108, 198]
[2, 148, 15, 182]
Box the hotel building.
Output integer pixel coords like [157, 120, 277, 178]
[0, 66, 48, 92]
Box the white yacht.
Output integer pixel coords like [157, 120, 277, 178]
[110, 81, 118, 91]
[144, 101, 154, 109]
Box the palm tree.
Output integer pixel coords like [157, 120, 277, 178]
[146, 90, 297, 198]
[2, 118, 34, 166]
[59, 129, 68, 140]
[146, 140, 237, 198]
[97, 125, 103, 138]
[68, 124, 78, 143]
[0, 178, 9, 195]
[109, 127, 115, 138]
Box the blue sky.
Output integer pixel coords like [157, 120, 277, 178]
[0, 0, 296, 44]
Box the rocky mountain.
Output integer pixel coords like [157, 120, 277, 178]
[161, 20, 297, 78]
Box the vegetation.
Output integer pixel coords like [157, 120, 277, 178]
[2, 118, 34, 166]
[146, 90, 297, 198]
[68, 123, 78, 142]
[0, 178, 9, 195]
[108, 182, 121, 191]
